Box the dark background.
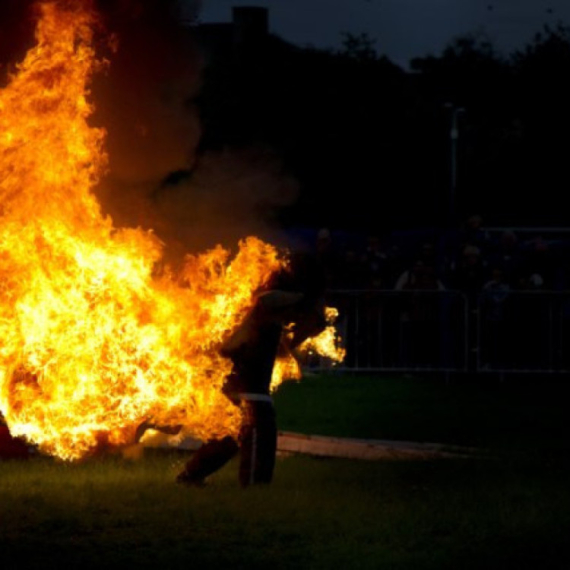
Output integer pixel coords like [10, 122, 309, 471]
[192, 9, 570, 233]
[2, 0, 570, 240]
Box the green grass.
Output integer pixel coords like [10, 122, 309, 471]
[2, 450, 570, 570]
[2, 451, 570, 570]
[2, 373, 570, 569]
[275, 373, 570, 454]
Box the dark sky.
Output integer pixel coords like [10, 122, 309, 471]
[193, 0, 570, 68]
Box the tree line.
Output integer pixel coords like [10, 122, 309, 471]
[194, 24, 570, 233]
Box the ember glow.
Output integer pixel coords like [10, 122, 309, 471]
[0, 1, 343, 460]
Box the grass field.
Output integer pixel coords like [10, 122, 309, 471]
[275, 372, 570, 454]
[2, 373, 570, 569]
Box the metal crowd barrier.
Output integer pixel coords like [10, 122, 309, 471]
[476, 290, 570, 374]
[319, 290, 469, 373]
[312, 289, 570, 375]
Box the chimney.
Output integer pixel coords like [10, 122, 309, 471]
[232, 6, 269, 48]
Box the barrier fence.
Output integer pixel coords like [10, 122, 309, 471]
[319, 290, 570, 375]
[476, 290, 570, 373]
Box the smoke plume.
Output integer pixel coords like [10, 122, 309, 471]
[1, 0, 299, 260]
[89, 0, 299, 260]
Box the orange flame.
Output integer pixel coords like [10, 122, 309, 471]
[270, 307, 346, 392]
[296, 308, 346, 363]
[0, 1, 344, 460]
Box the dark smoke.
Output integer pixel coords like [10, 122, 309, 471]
[1, 0, 300, 261]
[151, 145, 299, 259]
[0, 0, 36, 81]
[89, 0, 300, 260]
[89, 1, 202, 239]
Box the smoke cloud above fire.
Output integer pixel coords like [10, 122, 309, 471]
[91, 0, 300, 259]
[0, 0, 343, 460]
[1, 0, 299, 260]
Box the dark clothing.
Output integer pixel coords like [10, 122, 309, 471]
[179, 398, 277, 487]
[178, 284, 326, 487]
[239, 399, 277, 485]
[221, 306, 284, 397]
[178, 311, 281, 487]
[180, 435, 239, 484]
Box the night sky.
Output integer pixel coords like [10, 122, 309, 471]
[194, 0, 570, 68]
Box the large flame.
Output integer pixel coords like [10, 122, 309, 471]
[0, 1, 343, 460]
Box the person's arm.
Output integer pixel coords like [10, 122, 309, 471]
[287, 296, 328, 351]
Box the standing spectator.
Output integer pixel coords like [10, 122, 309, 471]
[487, 230, 523, 288]
[445, 214, 490, 284]
[335, 247, 367, 289]
[519, 236, 556, 290]
[449, 244, 488, 371]
[314, 227, 341, 289]
[458, 214, 491, 254]
[360, 234, 391, 288]
[480, 268, 511, 368]
[417, 241, 439, 271]
[449, 245, 488, 302]
[394, 260, 445, 367]
[513, 256, 551, 370]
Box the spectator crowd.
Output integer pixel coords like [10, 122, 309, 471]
[309, 215, 570, 296]
[294, 216, 570, 372]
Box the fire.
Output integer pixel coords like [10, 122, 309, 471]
[270, 308, 346, 392]
[297, 308, 346, 363]
[0, 1, 343, 460]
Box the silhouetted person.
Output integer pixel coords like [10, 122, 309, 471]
[176, 253, 327, 488]
[394, 260, 445, 367]
[487, 230, 523, 288]
[480, 267, 511, 368]
[520, 236, 556, 290]
[458, 214, 490, 254]
[360, 234, 393, 288]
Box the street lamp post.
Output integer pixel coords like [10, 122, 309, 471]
[444, 103, 465, 228]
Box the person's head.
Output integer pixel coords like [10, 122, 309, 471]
[366, 235, 382, 251]
[462, 245, 481, 266]
[533, 237, 549, 254]
[316, 228, 331, 251]
[500, 230, 517, 250]
[490, 267, 504, 282]
[270, 250, 327, 300]
[466, 214, 483, 230]
[420, 242, 435, 261]
[412, 260, 438, 287]
[528, 273, 544, 289]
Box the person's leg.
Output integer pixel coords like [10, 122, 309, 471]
[177, 435, 239, 486]
[239, 401, 277, 487]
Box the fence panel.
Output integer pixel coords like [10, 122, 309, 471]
[477, 290, 570, 373]
[324, 290, 469, 373]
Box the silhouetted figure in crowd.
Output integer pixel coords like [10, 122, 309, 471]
[519, 236, 556, 291]
[417, 241, 438, 269]
[487, 230, 523, 288]
[458, 214, 490, 254]
[512, 262, 551, 369]
[394, 260, 445, 367]
[334, 247, 368, 289]
[360, 234, 393, 288]
[449, 244, 488, 370]
[314, 227, 342, 288]
[450, 244, 488, 302]
[480, 267, 511, 368]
